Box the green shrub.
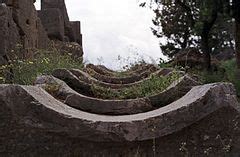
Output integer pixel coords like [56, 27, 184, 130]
[91, 71, 181, 99]
[196, 59, 239, 97]
[0, 50, 83, 85]
[221, 59, 240, 97]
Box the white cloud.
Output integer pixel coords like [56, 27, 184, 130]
[35, 0, 165, 70]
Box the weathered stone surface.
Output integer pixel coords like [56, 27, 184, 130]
[0, 0, 49, 64]
[11, 0, 49, 49]
[52, 68, 92, 96]
[36, 17, 49, 49]
[0, 3, 19, 64]
[64, 75, 199, 115]
[1, 102, 240, 157]
[36, 70, 195, 114]
[70, 21, 82, 46]
[0, 83, 239, 143]
[84, 65, 159, 84]
[35, 75, 78, 101]
[148, 75, 200, 107]
[70, 68, 173, 89]
[86, 63, 158, 77]
[0, 0, 84, 65]
[40, 0, 82, 46]
[38, 9, 65, 41]
[51, 40, 83, 58]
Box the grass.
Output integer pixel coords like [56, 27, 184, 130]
[222, 59, 240, 97]
[192, 59, 240, 97]
[91, 71, 181, 99]
[0, 50, 83, 85]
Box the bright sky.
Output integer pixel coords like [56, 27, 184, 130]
[35, 0, 165, 70]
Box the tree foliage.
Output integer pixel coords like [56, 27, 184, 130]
[140, 0, 235, 69]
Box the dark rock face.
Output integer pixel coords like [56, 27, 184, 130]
[0, 83, 240, 156]
[37, 8, 65, 41]
[0, 0, 49, 61]
[71, 21, 83, 45]
[0, 0, 83, 65]
[39, 0, 83, 46]
[70, 68, 174, 89]
[3, 0, 49, 54]
[0, 4, 20, 64]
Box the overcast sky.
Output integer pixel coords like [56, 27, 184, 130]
[35, 0, 165, 70]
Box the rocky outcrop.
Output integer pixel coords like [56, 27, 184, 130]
[0, 0, 83, 65]
[0, 0, 49, 58]
[0, 83, 239, 143]
[39, 0, 83, 46]
[0, 3, 19, 64]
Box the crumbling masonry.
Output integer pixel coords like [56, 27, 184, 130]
[0, 0, 83, 64]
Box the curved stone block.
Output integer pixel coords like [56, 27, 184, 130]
[83, 65, 158, 84]
[0, 83, 239, 142]
[148, 75, 200, 107]
[52, 68, 93, 96]
[86, 64, 158, 77]
[70, 68, 173, 89]
[35, 75, 78, 100]
[65, 75, 199, 115]
[35, 74, 198, 115]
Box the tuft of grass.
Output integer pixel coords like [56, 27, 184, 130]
[91, 71, 181, 99]
[194, 59, 239, 97]
[0, 50, 83, 85]
[221, 59, 240, 97]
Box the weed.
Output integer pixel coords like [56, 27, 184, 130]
[91, 71, 180, 99]
[0, 50, 83, 85]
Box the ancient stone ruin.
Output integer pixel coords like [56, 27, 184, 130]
[0, 1, 240, 156]
[1, 64, 240, 156]
[0, 0, 83, 65]
[38, 0, 82, 45]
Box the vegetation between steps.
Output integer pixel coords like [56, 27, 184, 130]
[0, 50, 84, 85]
[90, 72, 181, 99]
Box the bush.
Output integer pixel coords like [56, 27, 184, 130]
[197, 59, 240, 97]
[91, 71, 181, 99]
[221, 59, 240, 97]
[0, 50, 83, 85]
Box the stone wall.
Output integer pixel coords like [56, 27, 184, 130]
[0, 0, 83, 65]
[0, 0, 49, 63]
[39, 0, 83, 46]
[0, 3, 20, 64]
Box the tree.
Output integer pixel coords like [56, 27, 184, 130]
[151, 1, 197, 58]
[141, 0, 234, 70]
[232, 0, 240, 68]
